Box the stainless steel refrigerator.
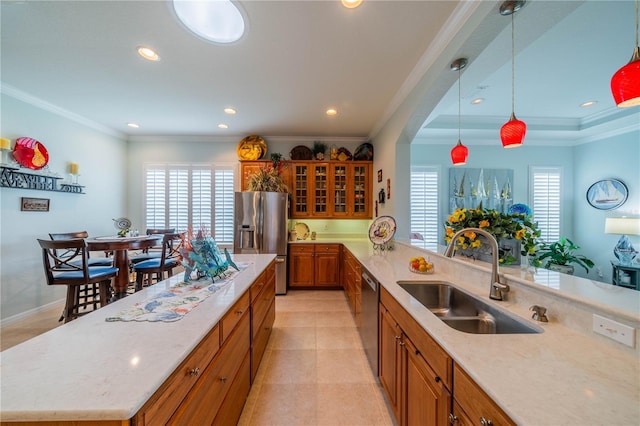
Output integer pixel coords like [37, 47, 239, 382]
[233, 191, 288, 294]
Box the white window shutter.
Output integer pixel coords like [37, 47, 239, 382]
[410, 166, 439, 250]
[530, 167, 561, 242]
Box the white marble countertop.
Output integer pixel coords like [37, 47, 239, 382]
[340, 239, 640, 425]
[0, 254, 275, 422]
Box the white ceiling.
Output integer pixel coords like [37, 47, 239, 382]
[1, 0, 639, 145]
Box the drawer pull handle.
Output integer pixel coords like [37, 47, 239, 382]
[449, 413, 459, 424]
[480, 417, 493, 426]
[236, 310, 244, 315]
[220, 376, 228, 383]
[188, 367, 200, 377]
[434, 376, 441, 383]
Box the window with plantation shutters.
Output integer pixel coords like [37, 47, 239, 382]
[144, 163, 236, 247]
[410, 165, 440, 250]
[530, 166, 561, 243]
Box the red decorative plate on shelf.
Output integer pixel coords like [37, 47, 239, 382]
[13, 137, 49, 170]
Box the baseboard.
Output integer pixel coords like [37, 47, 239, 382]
[0, 298, 65, 327]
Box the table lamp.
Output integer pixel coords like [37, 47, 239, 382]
[605, 217, 640, 265]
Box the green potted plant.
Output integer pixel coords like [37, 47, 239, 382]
[312, 141, 327, 160]
[534, 237, 594, 274]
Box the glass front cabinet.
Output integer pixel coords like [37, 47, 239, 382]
[290, 161, 371, 219]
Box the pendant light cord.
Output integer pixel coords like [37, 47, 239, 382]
[511, 11, 515, 114]
[458, 66, 461, 141]
[635, 0, 638, 49]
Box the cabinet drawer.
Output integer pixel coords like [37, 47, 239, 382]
[221, 291, 250, 344]
[290, 244, 314, 254]
[134, 324, 220, 426]
[213, 352, 252, 426]
[453, 363, 515, 426]
[250, 270, 267, 303]
[252, 272, 275, 340]
[169, 313, 250, 425]
[251, 298, 275, 381]
[315, 244, 340, 253]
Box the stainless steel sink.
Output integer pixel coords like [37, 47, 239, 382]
[397, 281, 543, 334]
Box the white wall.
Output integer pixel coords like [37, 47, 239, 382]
[0, 94, 127, 321]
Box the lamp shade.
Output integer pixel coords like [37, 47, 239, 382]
[610, 48, 640, 108]
[500, 113, 526, 148]
[605, 217, 640, 235]
[450, 140, 468, 165]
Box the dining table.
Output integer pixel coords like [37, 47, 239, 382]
[87, 235, 162, 300]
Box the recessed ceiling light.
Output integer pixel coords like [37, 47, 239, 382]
[127, 123, 140, 128]
[218, 123, 229, 129]
[137, 46, 159, 61]
[471, 98, 485, 105]
[173, 0, 245, 44]
[224, 107, 237, 115]
[326, 108, 338, 116]
[342, 0, 363, 8]
[580, 101, 597, 108]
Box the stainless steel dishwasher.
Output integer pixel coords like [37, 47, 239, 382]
[360, 268, 379, 377]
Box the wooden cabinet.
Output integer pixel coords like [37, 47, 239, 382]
[290, 161, 372, 219]
[133, 268, 273, 426]
[342, 248, 362, 323]
[240, 160, 291, 192]
[250, 262, 276, 382]
[288, 243, 341, 288]
[379, 287, 452, 426]
[452, 363, 515, 426]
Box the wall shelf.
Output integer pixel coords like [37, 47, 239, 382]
[0, 165, 85, 194]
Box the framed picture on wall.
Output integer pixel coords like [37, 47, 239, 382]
[21, 197, 50, 212]
[586, 179, 628, 210]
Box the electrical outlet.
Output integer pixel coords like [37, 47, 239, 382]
[592, 314, 635, 347]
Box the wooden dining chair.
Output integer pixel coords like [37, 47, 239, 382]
[38, 238, 118, 323]
[49, 231, 113, 267]
[133, 233, 184, 291]
[129, 228, 176, 265]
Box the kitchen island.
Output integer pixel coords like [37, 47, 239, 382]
[339, 239, 640, 425]
[0, 253, 275, 424]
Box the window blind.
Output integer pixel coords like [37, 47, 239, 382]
[530, 166, 561, 243]
[410, 165, 439, 250]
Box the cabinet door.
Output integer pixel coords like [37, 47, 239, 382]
[289, 246, 315, 287]
[379, 304, 401, 422]
[349, 163, 371, 218]
[403, 337, 452, 426]
[311, 163, 330, 217]
[331, 163, 349, 217]
[314, 245, 341, 286]
[291, 163, 310, 217]
[240, 161, 269, 191]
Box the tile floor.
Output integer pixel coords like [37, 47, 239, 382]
[0, 290, 395, 425]
[239, 290, 394, 426]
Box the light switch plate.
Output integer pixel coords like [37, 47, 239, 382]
[592, 314, 635, 347]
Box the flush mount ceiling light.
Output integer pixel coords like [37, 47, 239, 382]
[173, 0, 245, 44]
[326, 108, 338, 116]
[218, 123, 229, 129]
[499, 0, 527, 149]
[580, 101, 598, 108]
[450, 58, 469, 166]
[127, 123, 140, 128]
[471, 98, 485, 105]
[224, 107, 237, 115]
[137, 46, 160, 61]
[611, 0, 640, 107]
[342, 0, 363, 9]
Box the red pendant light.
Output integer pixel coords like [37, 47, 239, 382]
[450, 58, 468, 166]
[500, 1, 526, 148]
[611, 0, 640, 107]
[451, 140, 468, 165]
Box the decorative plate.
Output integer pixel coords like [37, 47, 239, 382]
[337, 147, 352, 161]
[586, 179, 628, 210]
[353, 142, 373, 161]
[295, 222, 310, 240]
[13, 137, 49, 170]
[237, 135, 267, 160]
[113, 217, 132, 230]
[290, 145, 313, 160]
[368, 215, 396, 245]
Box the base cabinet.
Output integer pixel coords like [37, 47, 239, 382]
[342, 248, 362, 324]
[289, 244, 341, 288]
[379, 300, 451, 426]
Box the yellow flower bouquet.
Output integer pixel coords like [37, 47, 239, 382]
[444, 207, 541, 265]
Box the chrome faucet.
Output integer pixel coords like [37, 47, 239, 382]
[444, 227, 510, 301]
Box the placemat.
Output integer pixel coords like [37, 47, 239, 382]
[105, 263, 249, 322]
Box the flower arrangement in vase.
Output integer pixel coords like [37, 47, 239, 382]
[444, 205, 541, 265]
[247, 153, 289, 192]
